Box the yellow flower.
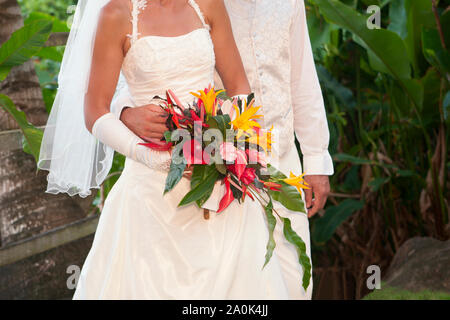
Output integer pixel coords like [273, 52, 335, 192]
[246, 125, 273, 152]
[190, 87, 224, 116]
[231, 99, 263, 139]
[283, 172, 310, 194]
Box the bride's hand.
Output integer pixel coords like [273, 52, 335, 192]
[120, 104, 168, 141]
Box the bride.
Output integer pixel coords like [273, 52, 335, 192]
[39, 0, 300, 299]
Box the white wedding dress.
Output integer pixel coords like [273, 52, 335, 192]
[73, 0, 310, 300]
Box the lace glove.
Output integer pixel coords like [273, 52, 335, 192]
[201, 94, 249, 212]
[92, 113, 172, 171]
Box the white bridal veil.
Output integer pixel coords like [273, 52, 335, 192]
[38, 0, 124, 197]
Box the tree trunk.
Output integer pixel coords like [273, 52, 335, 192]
[0, 0, 95, 299]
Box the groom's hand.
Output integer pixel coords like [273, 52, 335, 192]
[120, 104, 168, 141]
[304, 175, 330, 218]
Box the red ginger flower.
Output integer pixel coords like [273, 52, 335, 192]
[217, 177, 234, 213]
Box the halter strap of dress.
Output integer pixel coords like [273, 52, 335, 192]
[128, 0, 210, 45]
[128, 0, 148, 45]
[187, 0, 211, 31]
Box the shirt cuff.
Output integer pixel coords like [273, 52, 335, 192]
[302, 152, 334, 176]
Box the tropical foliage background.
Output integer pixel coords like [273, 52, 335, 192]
[0, 0, 448, 299]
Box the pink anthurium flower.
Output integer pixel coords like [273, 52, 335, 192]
[240, 167, 256, 185]
[219, 142, 238, 163]
[183, 139, 209, 165]
[246, 149, 267, 167]
[235, 148, 247, 165]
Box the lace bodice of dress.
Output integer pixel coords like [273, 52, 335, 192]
[122, 0, 215, 107]
[120, 0, 215, 171]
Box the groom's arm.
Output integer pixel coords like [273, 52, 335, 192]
[111, 90, 133, 119]
[290, 0, 333, 216]
[111, 90, 169, 142]
[290, 0, 333, 175]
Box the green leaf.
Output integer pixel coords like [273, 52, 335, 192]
[0, 20, 53, 81]
[263, 199, 277, 268]
[403, 0, 436, 74]
[443, 91, 450, 121]
[190, 165, 207, 189]
[212, 114, 231, 137]
[246, 93, 254, 103]
[368, 177, 390, 192]
[263, 164, 287, 180]
[307, 8, 338, 51]
[422, 27, 450, 76]
[24, 12, 70, 33]
[179, 165, 219, 207]
[282, 217, 312, 291]
[164, 155, 186, 194]
[269, 182, 306, 213]
[312, 199, 365, 244]
[259, 164, 306, 213]
[388, 0, 407, 39]
[42, 86, 57, 114]
[0, 67, 10, 81]
[310, 0, 424, 108]
[334, 153, 374, 165]
[397, 170, 415, 177]
[0, 94, 43, 162]
[311, 0, 411, 78]
[34, 46, 63, 62]
[442, 8, 450, 49]
[191, 165, 218, 207]
[217, 90, 231, 101]
[317, 65, 356, 109]
[215, 163, 227, 175]
[164, 131, 172, 143]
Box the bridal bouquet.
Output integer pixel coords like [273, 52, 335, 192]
[140, 86, 312, 289]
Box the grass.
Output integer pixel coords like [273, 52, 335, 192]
[363, 284, 450, 300]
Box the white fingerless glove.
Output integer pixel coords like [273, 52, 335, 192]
[92, 113, 172, 171]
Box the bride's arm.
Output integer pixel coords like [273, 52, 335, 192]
[202, 0, 251, 97]
[84, 0, 130, 132]
[83, 1, 171, 169]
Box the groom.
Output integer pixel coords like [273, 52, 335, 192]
[112, 0, 333, 299]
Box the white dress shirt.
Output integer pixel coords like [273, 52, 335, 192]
[215, 0, 333, 175]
